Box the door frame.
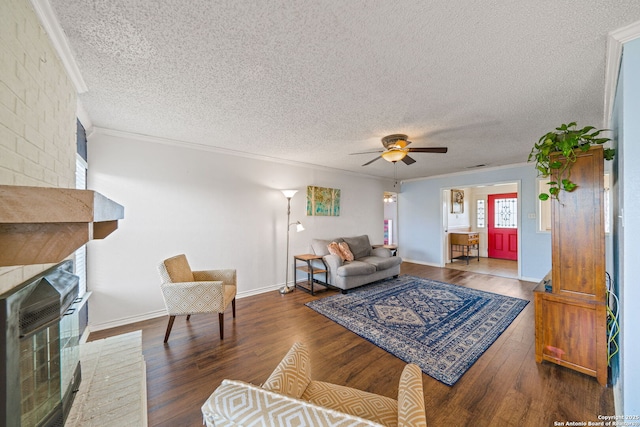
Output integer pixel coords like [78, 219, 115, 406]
[440, 180, 522, 279]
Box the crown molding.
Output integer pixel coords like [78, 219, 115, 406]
[91, 127, 391, 182]
[401, 162, 530, 184]
[604, 20, 640, 127]
[29, 0, 88, 94]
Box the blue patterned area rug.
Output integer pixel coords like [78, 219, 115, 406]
[306, 275, 528, 386]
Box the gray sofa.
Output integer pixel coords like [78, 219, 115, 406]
[310, 235, 402, 293]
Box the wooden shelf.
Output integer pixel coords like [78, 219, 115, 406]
[296, 266, 327, 274]
[0, 185, 124, 266]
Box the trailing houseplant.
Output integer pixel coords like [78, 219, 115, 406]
[528, 122, 615, 201]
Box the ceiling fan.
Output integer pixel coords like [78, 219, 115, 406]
[351, 134, 448, 166]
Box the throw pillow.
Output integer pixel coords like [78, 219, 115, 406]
[327, 242, 345, 261]
[338, 242, 355, 261]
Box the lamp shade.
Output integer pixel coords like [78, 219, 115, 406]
[296, 221, 305, 232]
[381, 149, 407, 163]
[281, 189, 298, 198]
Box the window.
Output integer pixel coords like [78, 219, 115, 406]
[494, 197, 518, 228]
[604, 174, 611, 234]
[75, 154, 87, 296]
[536, 178, 552, 232]
[476, 199, 485, 228]
[75, 117, 88, 297]
[536, 174, 610, 233]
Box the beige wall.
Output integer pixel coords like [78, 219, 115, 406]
[0, 0, 77, 293]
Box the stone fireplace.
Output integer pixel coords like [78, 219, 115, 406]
[1, 260, 81, 427]
[0, 185, 124, 427]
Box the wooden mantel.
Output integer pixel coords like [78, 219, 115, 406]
[0, 185, 124, 266]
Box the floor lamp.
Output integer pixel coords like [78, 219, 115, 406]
[280, 190, 304, 294]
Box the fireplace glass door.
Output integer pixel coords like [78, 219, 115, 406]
[20, 324, 61, 427]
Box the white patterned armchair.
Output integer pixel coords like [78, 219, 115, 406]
[202, 342, 427, 427]
[158, 254, 236, 343]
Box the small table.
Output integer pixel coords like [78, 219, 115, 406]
[293, 254, 329, 295]
[449, 232, 479, 265]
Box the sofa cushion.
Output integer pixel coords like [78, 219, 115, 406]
[311, 238, 343, 256]
[336, 261, 376, 277]
[302, 380, 398, 427]
[202, 380, 383, 427]
[343, 235, 372, 259]
[359, 256, 402, 271]
[162, 254, 194, 283]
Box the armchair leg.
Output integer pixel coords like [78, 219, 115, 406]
[186, 314, 191, 321]
[219, 313, 224, 340]
[164, 315, 176, 343]
[232, 298, 236, 318]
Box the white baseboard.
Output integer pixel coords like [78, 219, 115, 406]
[88, 283, 283, 332]
[236, 283, 282, 298]
[403, 258, 442, 268]
[89, 309, 167, 332]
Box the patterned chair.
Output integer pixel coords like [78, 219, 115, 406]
[158, 254, 236, 343]
[202, 342, 427, 427]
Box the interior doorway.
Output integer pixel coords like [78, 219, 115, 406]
[442, 182, 520, 279]
[383, 192, 398, 245]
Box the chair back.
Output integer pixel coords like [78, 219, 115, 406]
[160, 254, 194, 283]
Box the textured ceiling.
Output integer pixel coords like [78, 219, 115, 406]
[49, 0, 640, 180]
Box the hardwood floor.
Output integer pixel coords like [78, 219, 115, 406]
[446, 256, 518, 279]
[89, 263, 614, 427]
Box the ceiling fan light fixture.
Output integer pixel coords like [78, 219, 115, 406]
[381, 149, 407, 163]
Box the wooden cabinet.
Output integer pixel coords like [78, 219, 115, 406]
[534, 146, 608, 386]
[551, 146, 605, 301]
[534, 282, 608, 385]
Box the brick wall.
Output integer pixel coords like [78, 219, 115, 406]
[0, 0, 78, 293]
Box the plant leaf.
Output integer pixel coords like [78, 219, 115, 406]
[550, 161, 563, 169]
[604, 148, 616, 160]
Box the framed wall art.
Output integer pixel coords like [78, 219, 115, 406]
[451, 189, 464, 214]
[307, 186, 340, 216]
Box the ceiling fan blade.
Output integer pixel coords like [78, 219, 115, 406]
[350, 149, 384, 155]
[407, 147, 448, 153]
[362, 156, 382, 166]
[401, 155, 416, 165]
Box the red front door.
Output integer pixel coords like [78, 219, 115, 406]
[487, 193, 518, 260]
